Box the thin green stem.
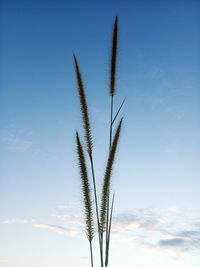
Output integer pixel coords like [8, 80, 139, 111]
[112, 97, 126, 126]
[89, 153, 104, 267]
[89, 241, 94, 267]
[105, 193, 115, 267]
[109, 96, 114, 150]
[105, 95, 114, 265]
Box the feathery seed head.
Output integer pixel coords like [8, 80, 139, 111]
[74, 55, 93, 156]
[100, 118, 122, 232]
[76, 132, 94, 242]
[110, 16, 118, 96]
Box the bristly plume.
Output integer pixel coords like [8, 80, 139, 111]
[100, 118, 123, 232]
[76, 132, 94, 242]
[74, 55, 93, 155]
[110, 16, 118, 96]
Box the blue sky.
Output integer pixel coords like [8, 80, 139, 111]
[0, 0, 200, 266]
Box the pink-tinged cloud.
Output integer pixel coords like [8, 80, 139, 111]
[1, 218, 77, 237]
[33, 223, 76, 236]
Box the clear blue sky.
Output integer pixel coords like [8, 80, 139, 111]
[0, 0, 200, 267]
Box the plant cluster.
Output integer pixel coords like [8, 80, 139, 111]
[74, 16, 125, 267]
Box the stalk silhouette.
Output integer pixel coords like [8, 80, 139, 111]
[110, 16, 118, 97]
[76, 132, 94, 267]
[109, 16, 118, 150]
[105, 16, 124, 267]
[100, 119, 123, 233]
[74, 55, 104, 267]
[74, 55, 93, 156]
[105, 193, 115, 267]
[74, 16, 124, 267]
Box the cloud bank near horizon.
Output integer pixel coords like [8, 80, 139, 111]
[2, 204, 200, 254]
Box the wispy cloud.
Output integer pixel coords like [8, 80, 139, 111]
[105, 208, 200, 253]
[2, 219, 35, 224]
[157, 229, 200, 252]
[2, 205, 200, 254]
[53, 200, 85, 226]
[33, 223, 76, 236]
[1, 131, 32, 152]
[53, 204, 200, 252]
[112, 209, 167, 234]
[0, 130, 58, 160]
[2, 218, 76, 237]
[158, 238, 185, 247]
[147, 66, 166, 81]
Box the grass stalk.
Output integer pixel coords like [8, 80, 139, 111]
[76, 132, 94, 267]
[74, 15, 124, 267]
[105, 193, 115, 267]
[110, 16, 118, 96]
[106, 95, 114, 256]
[105, 15, 119, 266]
[109, 96, 114, 150]
[100, 118, 123, 246]
[74, 55, 93, 156]
[74, 56, 104, 267]
[89, 153, 104, 267]
[89, 240, 94, 267]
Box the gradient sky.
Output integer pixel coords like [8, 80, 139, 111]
[1, 0, 200, 267]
